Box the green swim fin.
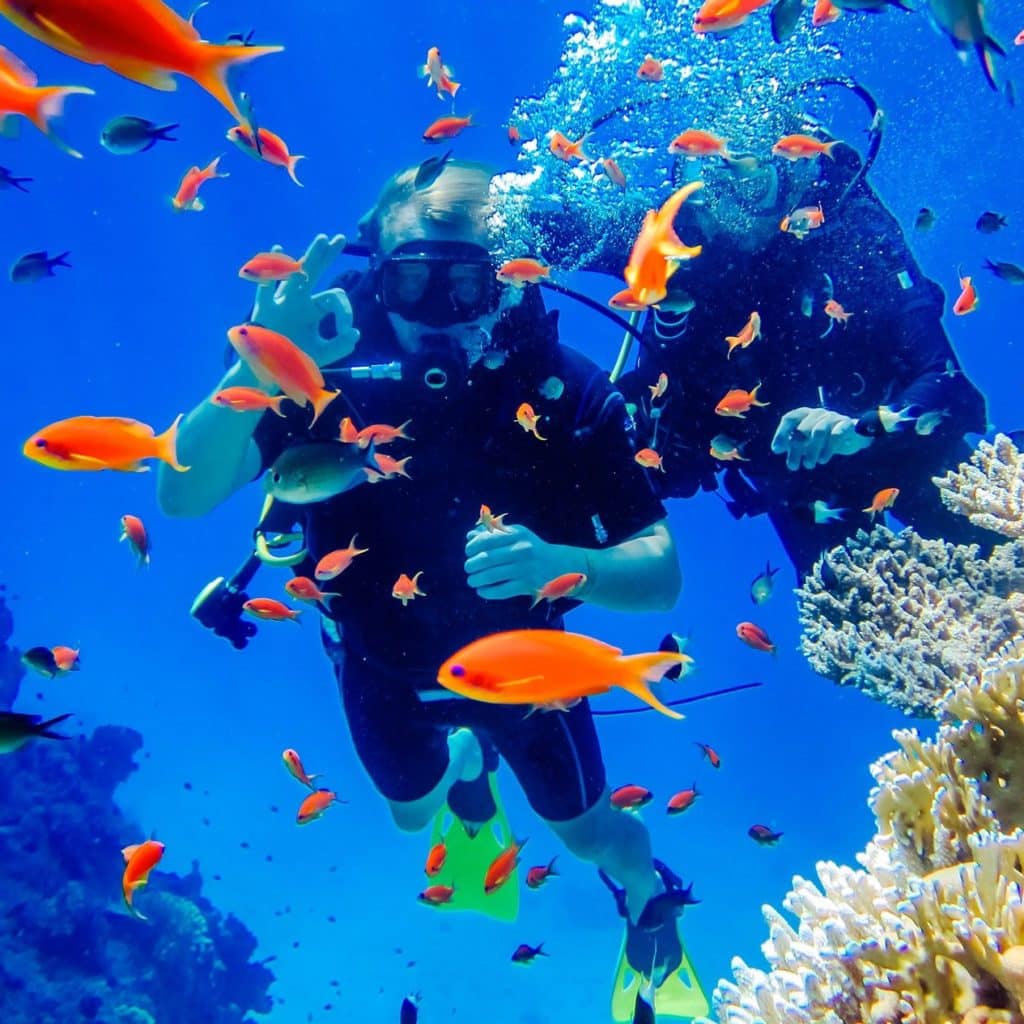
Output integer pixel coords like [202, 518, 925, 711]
[611, 931, 709, 1022]
[426, 772, 519, 922]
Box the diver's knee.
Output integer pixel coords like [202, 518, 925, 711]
[548, 797, 617, 862]
[388, 799, 433, 834]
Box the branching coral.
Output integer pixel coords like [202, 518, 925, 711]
[797, 526, 1024, 716]
[706, 641, 1024, 1024]
[934, 434, 1024, 539]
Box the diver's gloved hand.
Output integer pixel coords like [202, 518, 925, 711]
[771, 407, 873, 471]
[463, 524, 584, 602]
[250, 233, 359, 367]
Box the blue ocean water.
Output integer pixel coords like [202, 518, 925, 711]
[0, 1, 1021, 1021]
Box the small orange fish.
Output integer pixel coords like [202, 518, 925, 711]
[315, 536, 368, 581]
[423, 114, 473, 142]
[780, 204, 825, 240]
[243, 597, 301, 622]
[668, 128, 729, 157]
[548, 130, 591, 162]
[772, 135, 839, 161]
[636, 56, 664, 81]
[422, 47, 460, 99]
[370, 453, 412, 480]
[51, 645, 80, 673]
[531, 572, 587, 610]
[953, 273, 979, 316]
[355, 420, 413, 449]
[693, 0, 771, 33]
[484, 838, 526, 895]
[600, 157, 627, 189]
[211, 386, 287, 416]
[296, 788, 336, 825]
[23, 415, 187, 473]
[497, 258, 551, 287]
[239, 251, 307, 283]
[1016, 29, 1024, 45]
[736, 621, 776, 654]
[611, 784, 654, 810]
[516, 403, 546, 441]
[419, 883, 456, 905]
[0, 46, 93, 157]
[715, 383, 769, 418]
[227, 124, 305, 186]
[812, 0, 842, 24]
[425, 842, 447, 877]
[122, 839, 165, 919]
[171, 155, 228, 212]
[393, 571, 426, 607]
[695, 742, 721, 768]
[227, 323, 339, 425]
[863, 487, 900, 519]
[526, 856, 559, 889]
[285, 576, 337, 606]
[635, 448, 665, 472]
[477, 505, 512, 533]
[608, 288, 648, 311]
[339, 417, 361, 444]
[282, 748, 319, 789]
[649, 372, 669, 401]
[823, 299, 853, 331]
[508, 125, 522, 146]
[120, 514, 149, 567]
[726, 311, 761, 358]
[667, 785, 699, 815]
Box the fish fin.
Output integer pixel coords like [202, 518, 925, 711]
[0, 45, 37, 86]
[122, 844, 141, 862]
[156, 414, 190, 472]
[189, 40, 285, 121]
[309, 389, 340, 427]
[617, 655, 688, 719]
[27, 85, 94, 158]
[286, 154, 306, 187]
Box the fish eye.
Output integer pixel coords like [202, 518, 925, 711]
[34, 439, 47, 448]
[450, 665, 465, 678]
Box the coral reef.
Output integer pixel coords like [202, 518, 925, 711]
[797, 525, 1024, 716]
[934, 434, 1024, 540]
[706, 641, 1024, 1024]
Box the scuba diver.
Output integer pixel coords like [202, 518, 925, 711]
[608, 82, 990, 576]
[158, 161, 706, 1020]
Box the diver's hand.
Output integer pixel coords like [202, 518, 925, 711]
[464, 524, 583, 602]
[251, 233, 359, 367]
[771, 407, 872, 471]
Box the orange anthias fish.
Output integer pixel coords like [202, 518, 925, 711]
[1016, 29, 1024, 46]
[354, 420, 413, 448]
[693, 0, 772, 34]
[211, 386, 286, 416]
[437, 629, 691, 719]
[611, 784, 654, 810]
[635, 448, 665, 472]
[296, 788, 336, 825]
[285, 576, 336, 606]
[736, 621, 776, 654]
[695, 742, 721, 768]
[953, 272, 979, 315]
[243, 597, 301, 622]
[600, 157, 627, 189]
[548, 130, 591, 162]
[864, 487, 900, 519]
[780, 204, 825, 240]
[508, 125, 522, 146]
[823, 299, 853, 335]
[239, 251, 307, 283]
[422, 46, 460, 99]
[423, 114, 473, 142]
[0, 45, 93, 157]
[371, 453, 412, 480]
[282, 748, 319, 789]
[531, 572, 587, 610]
[608, 289, 650, 312]
[497, 258, 551, 287]
[425, 841, 447, 877]
[477, 505, 511, 533]
[526, 856, 558, 889]
[227, 124, 305, 186]
[393, 572, 426, 607]
[171, 155, 228, 212]
[0, 0, 282, 120]
[667, 785, 699, 815]
[726, 311, 761, 358]
[637, 56, 664, 81]
[120, 514, 149, 567]
[812, 0, 842, 24]
[51, 645, 80, 673]
[649, 372, 669, 401]
[516, 403, 547, 441]
[315, 536, 369, 581]
[419, 883, 455, 905]
[772, 135, 839, 161]
[227, 323, 339, 425]
[23, 414, 187, 473]
[668, 128, 729, 158]
[715, 383, 769, 418]
[122, 839, 165, 919]
[484, 838, 526, 895]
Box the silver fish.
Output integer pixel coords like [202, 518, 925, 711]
[265, 442, 378, 504]
[925, 0, 1006, 90]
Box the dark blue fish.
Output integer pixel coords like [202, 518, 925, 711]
[20, 647, 60, 678]
[511, 942, 548, 964]
[748, 824, 783, 846]
[415, 149, 453, 190]
[0, 712, 72, 754]
[983, 258, 1024, 284]
[770, 0, 804, 43]
[100, 116, 179, 155]
[750, 561, 780, 605]
[10, 251, 71, 283]
[914, 207, 937, 231]
[976, 211, 1008, 233]
[0, 167, 32, 192]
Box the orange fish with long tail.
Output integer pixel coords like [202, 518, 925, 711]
[484, 838, 526, 895]
[437, 630, 690, 719]
[693, 0, 772, 33]
[171, 155, 228, 212]
[227, 124, 305, 186]
[122, 839, 164, 919]
[0, 0, 282, 120]
[24, 415, 187, 472]
[0, 45, 92, 157]
[227, 324, 339, 425]
[863, 487, 899, 519]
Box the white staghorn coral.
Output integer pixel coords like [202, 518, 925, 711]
[934, 435, 1024, 540]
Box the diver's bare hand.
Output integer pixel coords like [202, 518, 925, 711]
[250, 233, 359, 367]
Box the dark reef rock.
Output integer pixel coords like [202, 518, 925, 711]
[0, 592, 24, 710]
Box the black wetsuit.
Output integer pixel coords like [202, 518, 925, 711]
[253, 286, 665, 822]
[616, 149, 989, 575]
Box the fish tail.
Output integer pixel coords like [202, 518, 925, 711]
[286, 153, 306, 187]
[309, 388, 340, 427]
[155, 123, 180, 142]
[979, 37, 1004, 90]
[398, 419, 415, 441]
[189, 41, 285, 120]
[823, 140, 838, 159]
[616, 654, 688, 719]
[269, 395, 287, 417]
[51, 251, 71, 269]
[28, 85, 94, 158]
[34, 712, 73, 739]
[156, 413, 190, 472]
